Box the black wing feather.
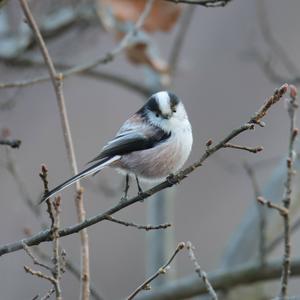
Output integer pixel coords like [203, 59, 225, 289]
[89, 129, 171, 163]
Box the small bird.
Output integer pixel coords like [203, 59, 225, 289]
[40, 91, 193, 203]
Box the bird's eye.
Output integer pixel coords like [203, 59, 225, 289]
[171, 106, 177, 113]
[155, 113, 159, 117]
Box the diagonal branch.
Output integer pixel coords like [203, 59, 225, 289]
[105, 215, 171, 231]
[127, 242, 185, 300]
[164, 0, 232, 7]
[133, 258, 300, 300]
[0, 139, 21, 148]
[186, 241, 217, 299]
[0, 83, 288, 257]
[0, 0, 154, 95]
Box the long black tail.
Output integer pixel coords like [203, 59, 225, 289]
[39, 157, 118, 204]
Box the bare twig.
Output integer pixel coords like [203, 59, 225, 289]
[280, 85, 298, 298]
[23, 187, 63, 299]
[52, 197, 62, 300]
[39, 165, 54, 227]
[223, 143, 263, 154]
[164, 0, 232, 7]
[4, 148, 42, 217]
[255, 0, 300, 80]
[24, 265, 57, 285]
[267, 217, 300, 255]
[105, 215, 172, 231]
[249, 0, 300, 86]
[168, 6, 195, 75]
[243, 163, 267, 265]
[25, 241, 105, 300]
[250, 83, 288, 126]
[4, 154, 104, 300]
[40, 288, 55, 300]
[22, 242, 52, 272]
[0, 84, 288, 256]
[18, 0, 90, 297]
[0, 0, 154, 96]
[0, 62, 150, 96]
[0, 139, 21, 148]
[127, 242, 185, 300]
[257, 196, 288, 216]
[186, 241, 218, 300]
[134, 258, 300, 300]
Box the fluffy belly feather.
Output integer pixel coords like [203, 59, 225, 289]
[113, 128, 192, 181]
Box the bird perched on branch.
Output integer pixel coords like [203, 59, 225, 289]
[40, 91, 193, 203]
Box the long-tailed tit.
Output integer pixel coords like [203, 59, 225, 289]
[40, 91, 193, 203]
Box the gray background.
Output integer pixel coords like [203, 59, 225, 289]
[1, 0, 300, 299]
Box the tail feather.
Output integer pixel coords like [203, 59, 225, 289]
[39, 156, 120, 204]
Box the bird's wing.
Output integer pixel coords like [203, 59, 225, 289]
[89, 126, 171, 164]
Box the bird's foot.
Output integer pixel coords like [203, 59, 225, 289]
[167, 173, 180, 185]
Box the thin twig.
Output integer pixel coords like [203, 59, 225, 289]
[40, 288, 55, 300]
[186, 241, 218, 300]
[0, 139, 21, 148]
[134, 258, 300, 300]
[243, 163, 267, 265]
[18, 0, 90, 298]
[22, 242, 52, 272]
[267, 217, 300, 255]
[25, 241, 105, 300]
[24, 266, 57, 285]
[39, 165, 54, 227]
[257, 196, 288, 216]
[168, 6, 195, 75]
[0, 62, 150, 96]
[0, 84, 288, 256]
[4, 147, 42, 217]
[164, 0, 232, 7]
[105, 215, 172, 231]
[255, 0, 300, 80]
[4, 153, 104, 300]
[223, 143, 263, 154]
[250, 83, 288, 126]
[280, 85, 298, 298]
[24, 173, 64, 299]
[52, 197, 62, 300]
[0, 0, 154, 95]
[127, 242, 185, 300]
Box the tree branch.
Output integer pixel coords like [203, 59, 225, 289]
[0, 61, 151, 97]
[105, 215, 171, 231]
[134, 258, 300, 300]
[127, 242, 185, 300]
[18, 0, 90, 298]
[186, 241, 217, 299]
[0, 139, 21, 148]
[164, 0, 232, 7]
[0, 83, 288, 257]
[1, 0, 154, 95]
[243, 162, 266, 264]
[279, 85, 298, 298]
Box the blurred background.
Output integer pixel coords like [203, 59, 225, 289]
[1, 0, 300, 299]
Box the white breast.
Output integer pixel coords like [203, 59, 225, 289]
[116, 118, 193, 182]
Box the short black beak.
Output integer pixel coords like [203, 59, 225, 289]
[162, 114, 171, 120]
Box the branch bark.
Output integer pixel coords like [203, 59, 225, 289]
[134, 258, 300, 300]
[18, 0, 90, 298]
[0, 84, 288, 257]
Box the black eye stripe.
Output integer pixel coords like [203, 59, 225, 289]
[167, 92, 180, 110]
[147, 96, 161, 114]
